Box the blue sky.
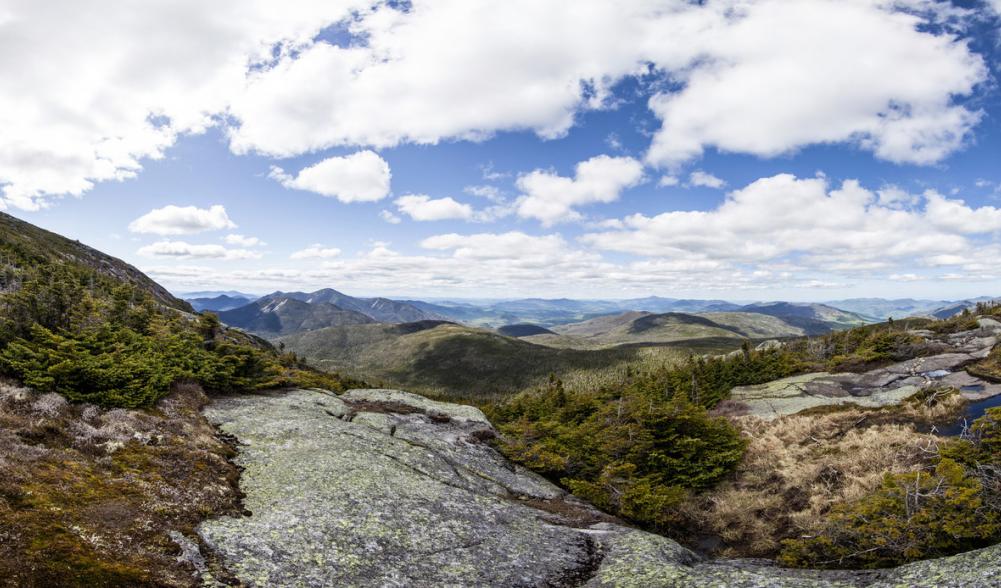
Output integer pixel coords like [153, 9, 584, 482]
[4, 0, 1001, 301]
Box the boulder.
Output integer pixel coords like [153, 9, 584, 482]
[978, 317, 1001, 333]
[755, 340, 783, 351]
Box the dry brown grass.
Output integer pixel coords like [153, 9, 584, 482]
[682, 395, 965, 558]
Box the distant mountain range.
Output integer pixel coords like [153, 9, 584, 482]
[188, 294, 255, 312]
[401, 296, 742, 328]
[204, 288, 447, 336]
[824, 297, 1001, 320]
[173, 282, 999, 398]
[185, 287, 998, 343]
[276, 289, 450, 323]
[180, 290, 259, 300]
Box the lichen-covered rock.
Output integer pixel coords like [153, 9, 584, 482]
[978, 317, 1001, 332]
[198, 389, 597, 587]
[730, 326, 1001, 420]
[728, 372, 922, 419]
[342, 388, 490, 424]
[198, 388, 1001, 587]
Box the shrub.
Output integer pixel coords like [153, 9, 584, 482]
[779, 458, 997, 568]
[491, 372, 747, 532]
[968, 346, 1001, 383]
[779, 407, 1001, 569]
[688, 405, 947, 559]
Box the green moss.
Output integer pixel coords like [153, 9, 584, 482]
[1, 395, 243, 586]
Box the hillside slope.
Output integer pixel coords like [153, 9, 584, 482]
[0, 213, 357, 584]
[548, 310, 805, 347]
[277, 321, 662, 399]
[738, 302, 870, 334]
[698, 312, 806, 338]
[496, 323, 556, 337]
[0, 212, 191, 312]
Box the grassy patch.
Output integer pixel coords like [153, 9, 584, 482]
[778, 406, 1001, 569]
[680, 396, 965, 559]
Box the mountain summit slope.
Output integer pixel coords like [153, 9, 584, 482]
[218, 295, 374, 336]
[0, 212, 191, 312]
[0, 212, 354, 408]
[272, 288, 448, 324]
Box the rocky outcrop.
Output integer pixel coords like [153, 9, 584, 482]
[730, 323, 1001, 420]
[197, 388, 1001, 587]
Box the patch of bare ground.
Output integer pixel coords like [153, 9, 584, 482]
[685, 389, 966, 559]
[0, 379, 242, 587]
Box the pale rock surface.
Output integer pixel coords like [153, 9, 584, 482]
[731, 325, 1001, 420]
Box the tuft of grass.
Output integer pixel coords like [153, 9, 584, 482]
[680, 403, 951, 559]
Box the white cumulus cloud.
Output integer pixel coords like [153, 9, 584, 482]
[515, 155, 645, 226]
[688, 171, 726, 189]
[925, 191, 1001, 233]
[395, 194, 473, 221]
[129, 204, 235, 235]
[380, 210, 402, 224]
[644, 0, 986, 167]
[420, 231, 575, 261]
[0, 0, 989, 208]
[223, 234, 265, 247]
[582, 173, 1001, 273]
[270, 150, 391, 203]
[231, 0, 986, 170]
[138, 240, 261, 260]
[290, 244, 342, 259]
[0, 0, 369, 210]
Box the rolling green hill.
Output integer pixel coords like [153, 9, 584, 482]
[739, 302, 870, 334]
[278, 320, 741, 399]
[698, 312, 807, 338]
[544, 310, 805, 348]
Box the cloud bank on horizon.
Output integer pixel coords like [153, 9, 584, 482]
[2, 0, 1001, 299]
